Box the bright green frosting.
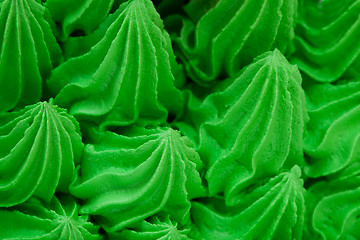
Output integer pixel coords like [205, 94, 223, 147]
[168, 0, 297, 85]
[291, 0, 360, 82]
[304, 162, 360, 240]
[191, 166, 305, 240]
[0, 195, 102, 240]
[304, 80, 360, 177]
[0, 101, 83, 207]
[45, 0, 114, 41]
[47, 0, 184, 129]
[70, 126, 206, 232]
[177, 50, 307, 205]
[107, 214, 190, 240]
[0, 0, 61, 112]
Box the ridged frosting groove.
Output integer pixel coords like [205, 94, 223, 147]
[0, 101, 83, 207]
[0, 0, 62, 112]
[107, 214, 190, 240]
[168, 0, 297, 85]
[70, 127, 205, 232]
[0, 196, 102, 240]
[191, 166, 305, 240]
[45, 0, 115, 41]
[304, 162, 360, 240]
[177, 50, 307, 205]
[47, 0, 184, 129]
[291, 0, 360, 82]
[303, 80, 360, 177]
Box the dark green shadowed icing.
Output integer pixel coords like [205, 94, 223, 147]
[291, 0, 360, 82]
[44, 0, 115, 41]
[176, 50, 307, 205]
[0, 196, 102, 240]
[168, 0, 297, 85]
[107, 214, 190, 240]
[47, 0, 184, 130]
[0, 0, 61, 112]
[70, 126, 206, 232]
[304, 80, 360, 177]
[0, 101, 83, 207]
[191, 166, 305, 240]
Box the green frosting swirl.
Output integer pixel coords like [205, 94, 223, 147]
[0, 0, 61, 112]
[0, 101, 83, 207]
[108, 214, 190, 240]
[45, 0, 114, 41]
[292, 0, 360, 82]
[47, 0, 184, 129]
[304, 80, 360, 177]
[70, 126, 206, 232]
[0, 195, 102, 240]
[168, 0, 297, 85]
[304, 162, 360, 240]
[191, 166, 305, 240]
[177, 50, 307, 205]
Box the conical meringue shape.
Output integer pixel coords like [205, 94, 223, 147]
[292, 0, 360, 82]
[304, 80, 360, 177]
[0, 101, 83, 207]
[45, 0, 114, 41]
[191, 166, 305, 240]
[70, 127, 205, 232]
[177, 50, 307, 205]
[0, 0, 61, 112]
[0, 196, 102, 240]
[48, 0, 184, 129]
[108, 214, 190, 240]
[169, 0, 297, 85]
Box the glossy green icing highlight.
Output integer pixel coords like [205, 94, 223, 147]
[0, 195, 102, 240]
[292, 0, 360, 82]
[177, 50, 307, 205]
[0, 0, 61, 112]
[191, 166, 305, 240]
[304, 80, 360, 177]
[70, 126, 205, 231]
[169, 0, 297, 85]
[0, 101, 83, 207]
[48, 0, 184, 129]
[45, 0, 115, 41]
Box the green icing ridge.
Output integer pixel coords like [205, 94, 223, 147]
[0, 195, 102, 240]
[47, 0, 184, 129]
[70, 126, 206, 232]
[0, 101, 83, 207]
[0, 0, 61, 112]
[291, 0, 360, 82]
[168, 0, 297, 85]
[191, 166, 305, 240]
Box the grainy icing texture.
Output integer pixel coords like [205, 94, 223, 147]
[0, 0, 359, 239]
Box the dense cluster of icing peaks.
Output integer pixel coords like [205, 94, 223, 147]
[70, 126, 205, 231]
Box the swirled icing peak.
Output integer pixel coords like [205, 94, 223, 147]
[191, 166, 305, 240]
[47, 0, 184, 129]
[291, 0, 360, 82]
[108, 214, 190, 240]
[304, 80, 360, 177]
[70, 126, 206, 232]
[0, 0, 61, 112]
[0, 195, 102, 240]
[177, 50, 307, 205]
[0, 101, 83, 207]
[304, 162, 360, 240]
[168, 0, 297, 85]
[45, 0, 115, 41]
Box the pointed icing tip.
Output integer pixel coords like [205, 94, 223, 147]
[290, 165, 302, 178]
